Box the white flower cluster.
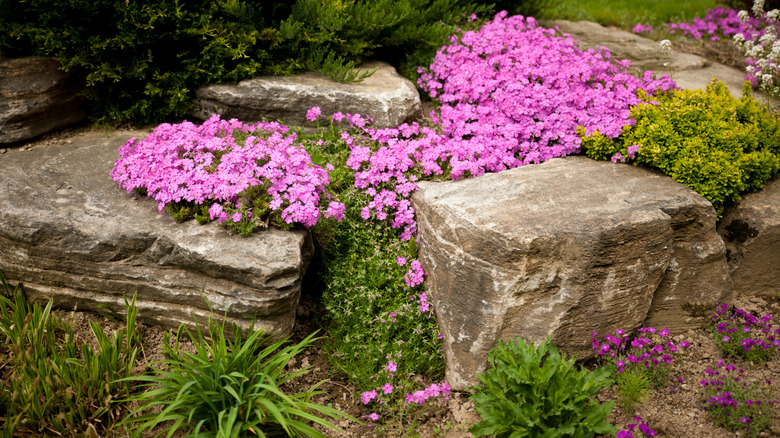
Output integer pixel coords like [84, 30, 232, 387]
[733, 0, 780, 99]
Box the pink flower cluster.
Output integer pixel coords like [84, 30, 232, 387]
[111, 114, 344, 229]
[418, 11, 676, 176]
[665, 6, 767, 41]
[592, 327, 689, 374]
[405, 382, 451, 404]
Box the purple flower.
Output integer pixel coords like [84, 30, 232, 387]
[368, 412, 379, 421]
[382, 383, 394, 394]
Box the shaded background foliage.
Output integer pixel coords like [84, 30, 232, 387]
[0, 0, 548, 125]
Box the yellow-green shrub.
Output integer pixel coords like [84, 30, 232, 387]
[581, 80, 780, 217]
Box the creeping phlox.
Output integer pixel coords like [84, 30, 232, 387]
[418, 11, 676, 178]
[111, 114, 345, 231]
[592, 327, 689, 384]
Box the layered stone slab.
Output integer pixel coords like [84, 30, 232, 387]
[0, 57, 86, 144]
[412, 157, 732, 389]
[0, 130, 313, 337]
[718, 178, 780, 297]
[192, 61, 421, 129]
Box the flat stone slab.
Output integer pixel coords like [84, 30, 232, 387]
[413, 157, 732, 389]
[718, 178, 780, 297]
[0, 130, 313, 336]
[192, 61, 421, 129]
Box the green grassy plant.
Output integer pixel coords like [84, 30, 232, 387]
[545, 0, 721, 30]
[614, 366, 653, 413]
[469, 337, 616, 438]
[0, 271, 141, 436]
[119, 316, 350, 438]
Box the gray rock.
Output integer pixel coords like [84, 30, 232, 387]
[192, 61, 421, 129]
[718, 178, 780, 297]
[0, 57, 86, 144]
[543, 20, 771, 103]
[412, 157, 732, 390]
[0, 129, 313, 337]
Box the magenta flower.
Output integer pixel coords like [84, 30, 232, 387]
[382, 383, 394, 394]
[306, 106, 321, 122]
[386, 361, 397, 373]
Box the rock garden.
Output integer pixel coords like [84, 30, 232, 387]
[1, 0, 780, 437]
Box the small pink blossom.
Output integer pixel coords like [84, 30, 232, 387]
[386, 361, 397, 373]
[306, 106, 321, 122]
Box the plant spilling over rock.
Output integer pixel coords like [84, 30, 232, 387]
[469, 337, 616, 437]
[417, 11, 676, 179]
[592, 327, 690, 412]
[120, 319, 350, 437]
[581, 79, 780, 217]
[699, 359, 777, 437]
[0, 271, 141, 436]
[711, 303, 779, 364]
[0, 0, 496, 124]
[111, 114, 345, 235]
[732, 1, 780, 100]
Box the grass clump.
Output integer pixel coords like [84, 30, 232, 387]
[581, 79, 780, 218]
[120, 317, 350, 438]
[469, 336, 616, 438]
[546, 0, 721, 30]
[0, 271, 141, 437]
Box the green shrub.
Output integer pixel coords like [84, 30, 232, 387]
[0, 0, 494, 124]
[0, 271, 141, 436]
[581, 80, 780, 217]
[469, 337, 616, 438]
[120, 317, 350, 438]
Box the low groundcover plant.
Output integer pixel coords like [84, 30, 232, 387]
[699, 359, 776, 437]
[111, 114, 346, 236]
[711, 303, 779, 364]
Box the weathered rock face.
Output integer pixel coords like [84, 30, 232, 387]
[192, 61, 421, 129]
[717, 178, 780, 297]
[543, 20, 771, 103]
[412, 157, 732, 390]
[0, 130, 313, 337]
[0, 57, 86, 144]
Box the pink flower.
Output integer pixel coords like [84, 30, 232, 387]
[382, 383, 394, 394]
[306, 106, 321, 122]
[386, 361, 397, 373]
[368, 412, 379, 421]
[360, 390, 377, 405]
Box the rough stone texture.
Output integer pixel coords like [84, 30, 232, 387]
[191, 61, 421, 129]
[717, 178, 780, 297]
[0, 57, 86, 144]
[543, 19, 773, 103]
[412, 157, 732, 390]
[0, 130, 313, 337]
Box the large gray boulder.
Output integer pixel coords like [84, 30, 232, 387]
[0, 57, 86, 144]
[412, 157, 732, 390]
[544, 20, 770, 102]
[191, 61, 421, 129]
[0, 130, 313, 337]
[718, 178, 780, 297]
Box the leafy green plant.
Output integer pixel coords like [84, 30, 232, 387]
[581, 79, 780, 218]
[120, 316, 350, 438]
[614, 366, 653, 412]
[0, 0, 495, 124]
[469, 336, 616, 438]
[0, 270, 141, 436]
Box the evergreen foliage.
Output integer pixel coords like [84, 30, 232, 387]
[581, 80, 780, 218]
[0, 0, 507, 125]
